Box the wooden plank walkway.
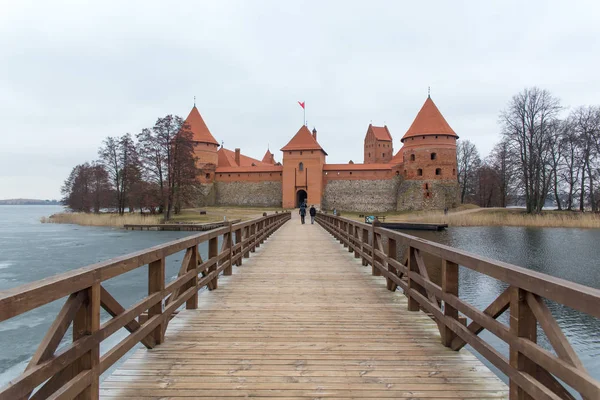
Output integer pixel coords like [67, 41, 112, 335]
[101, 214, 508, 399]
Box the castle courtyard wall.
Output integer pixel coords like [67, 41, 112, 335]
[322, 177, 401, 213]
[215, 181, 282, 207]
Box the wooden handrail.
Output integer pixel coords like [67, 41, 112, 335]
[315, 213, 600, 400]
[0, 212, 291, 400]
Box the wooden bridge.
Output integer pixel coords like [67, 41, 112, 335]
[0, 212, 599, 399]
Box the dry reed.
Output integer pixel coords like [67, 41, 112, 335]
[398, 210, 600, 228]
[41, 213, 162, 227]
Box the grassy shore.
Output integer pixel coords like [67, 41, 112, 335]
[41, 206, 286, 228]
[342, 207, 600, 229]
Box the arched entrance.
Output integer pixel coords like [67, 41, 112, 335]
[296, 190, 307, 207]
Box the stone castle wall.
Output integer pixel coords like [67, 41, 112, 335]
[396, 180, 459, 211]
[215, 181, 282, 207]
[321, 177, 401, 213]
[192, 183, 217, 207]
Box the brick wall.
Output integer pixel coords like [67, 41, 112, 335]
[321, 177, 401, 213]
[215, 181, 282, 207]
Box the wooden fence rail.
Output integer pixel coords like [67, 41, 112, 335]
[0, 212, 291, 400]
[316, 213, 600, 400]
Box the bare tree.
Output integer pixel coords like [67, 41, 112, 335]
[98, 134, 139, 215]
[569, 106, 600, 211]
[61, 162, 111, 212]
[487, 138, 517, 207]
[500, 87, 561, 213]
[456, 140, 481, 204]
[137, 115, 198, 220]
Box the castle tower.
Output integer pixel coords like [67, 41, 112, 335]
[364, 124, 393, 164]
[183, 106, 220, 168]
[400, 96, 458, 181]
[281, 126, 327, 208]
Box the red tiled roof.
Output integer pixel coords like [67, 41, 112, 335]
[369, 124, 392, 141]
[262, 149, 276, 164]
[216, 165, 283, 173]
[281, 125, 327, 154]
[401, 97, 457, 142]
[184, 106, 219, 145]
[323, 163, 392, 171]
[389, 147, 405, 165]
[217, 147, 268, 168]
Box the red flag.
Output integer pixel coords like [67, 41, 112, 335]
[298, 101, 305, 109]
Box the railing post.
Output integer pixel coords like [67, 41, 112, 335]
[347, 222, 353, 253]
[186, 246, 199, 309]
[510, 287, 537, 400]
[407, 246, 420, 311]
[353, 226, 360, 259]
[441, 259, 458, 347]
[243, 226, 250, 258]
[208, 237, 219, 290]
[371, 222, 381, 276]
[235, 226, 242, 266]
[361, 228, 369, 266]
[73, 283, 100, 400]
[386, 238, 397, 291]
[250, 223, 256, 253]
[254, 221, 263, 249]
[148, 258, 165, 344]
[223, 223, 233, 276]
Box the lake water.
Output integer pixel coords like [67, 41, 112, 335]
[0, 206, 598, 392]
[0, 205, 199, 387]
[400, 226, 600, 387]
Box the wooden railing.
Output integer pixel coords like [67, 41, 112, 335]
[316, 213, 600, 400]
[0, 212, 290, 400]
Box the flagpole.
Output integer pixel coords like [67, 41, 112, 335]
[304, 104, 306, 126]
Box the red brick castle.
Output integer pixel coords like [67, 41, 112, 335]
[186, 96, 459, 212]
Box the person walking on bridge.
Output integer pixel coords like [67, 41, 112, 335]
[299, 203, 307, 224]
[309, 205, 316, 224]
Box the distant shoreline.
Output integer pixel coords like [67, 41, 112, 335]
[0, 199, 61, 206]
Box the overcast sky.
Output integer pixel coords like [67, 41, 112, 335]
[1, 0, 599, 199]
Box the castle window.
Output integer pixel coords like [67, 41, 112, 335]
[238, 174, 240, 177]
[289, 151, 292, 155]
[417, 168, 423, 176]
[205, 173, 210, 179]
[431, 153, 437, 160]
[382, 153, 385, 158]
[452, 168, 456, 175]
[395, 171, 399, 176]
[436, 168, 442, 176]
[311, 151, 314, 154]
[350, 172, 352, 175]
[410, 154, 415, 161]
[425, 183, 429, 190]
[435, 136, 438, 139]
[368, 153, 371, 157]
[298, 162, 304, 171]
[228, 174, 231, 177]
[300, 151, 303, 155]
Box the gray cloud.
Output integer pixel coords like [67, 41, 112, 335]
[1, 0, 599, 199]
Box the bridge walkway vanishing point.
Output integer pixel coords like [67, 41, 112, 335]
[102, 213, 508, 399]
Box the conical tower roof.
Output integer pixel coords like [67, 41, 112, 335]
[184, 106, 219, 145]
[401, 97, 457, 142]
[280, 125, 327, 155]
[262, 149, 276, 164]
